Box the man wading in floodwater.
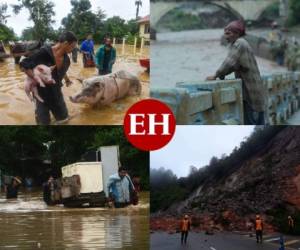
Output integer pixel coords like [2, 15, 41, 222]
[20, 31, 77, 125]
[206, 20, 266, 125]
[107, 166, 137, 208]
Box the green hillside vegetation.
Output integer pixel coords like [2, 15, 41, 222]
[158, 9, 203, 31]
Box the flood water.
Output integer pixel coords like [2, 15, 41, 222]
[0, 45, 149, 125]
[0, 189, 149, 249]
[151, 29, 287, 88]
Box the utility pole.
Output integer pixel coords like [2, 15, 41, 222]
[135, 0, 142, 19]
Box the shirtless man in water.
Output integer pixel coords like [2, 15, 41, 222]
[20, 31, 77, 125]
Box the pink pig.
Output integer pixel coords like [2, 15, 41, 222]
[24, 64, 56, 103]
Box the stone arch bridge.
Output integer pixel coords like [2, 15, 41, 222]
[151, 0, 279, 29]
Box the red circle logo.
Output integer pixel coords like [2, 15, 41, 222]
[124, 99, 176, 151]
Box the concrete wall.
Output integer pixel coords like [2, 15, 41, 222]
[151, 72, 300, 125]
[263, 72, 300, 125]
[151, 79, 244, 125]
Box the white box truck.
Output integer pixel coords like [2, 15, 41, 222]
[60, 146, 119, 207]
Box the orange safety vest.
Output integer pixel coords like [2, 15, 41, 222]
[181, 219, 190, 232]
[255, 219, 263, 231]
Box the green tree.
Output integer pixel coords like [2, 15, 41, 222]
[103, 16, 128, 39]
[0, 3, 10, 24]
[0, 3, 15, 42]
[22, 27, 60, 42]
[21, 27, 35, 41]
[61, 0, 106, 42]
[127, 19, 139, 35]
[12, 0, 55, 41]
[0, 126, 149, 189]
[0, 24, 16, 42]
[288, 0, 300, 26]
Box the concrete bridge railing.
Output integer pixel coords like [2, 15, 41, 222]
[151, 72, 300, 125]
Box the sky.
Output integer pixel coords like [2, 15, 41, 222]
[4, 0, 150, 36]
[150, 126, 255, 178]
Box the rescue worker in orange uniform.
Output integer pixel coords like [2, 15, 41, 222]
[288, 215, 294, 233]
[255, 215, 263, 243]
[180, 215, 191, 244]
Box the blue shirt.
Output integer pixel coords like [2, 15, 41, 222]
[107, 173, 135, 203]
[80, 40, 94, 54]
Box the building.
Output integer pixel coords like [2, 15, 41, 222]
[137, 15, 150, 40]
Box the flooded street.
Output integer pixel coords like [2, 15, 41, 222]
[0, 189, 149, 249]
[151, 29, 287, 88]
[0, 45, 149, 125]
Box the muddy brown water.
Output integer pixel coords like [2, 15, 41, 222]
[0, 189, 149, 249]
[0, 45, 149, 125]
[151, 29, 287, 88]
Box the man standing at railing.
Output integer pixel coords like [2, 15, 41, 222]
[95, 38, 116, 75]
[206, 20, 266, 125]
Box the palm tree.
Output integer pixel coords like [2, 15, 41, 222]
[135, 0, 142, 19]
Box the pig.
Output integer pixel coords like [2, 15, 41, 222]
[24, 64, 56, 103]
[69, 70, 141, 106]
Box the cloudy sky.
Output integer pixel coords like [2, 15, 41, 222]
[4, 0, 150, 36]
[150, 126, 255, 177]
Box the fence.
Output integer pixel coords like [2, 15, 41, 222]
[151, 72, 300, 125]
[112, 37, 150, 58]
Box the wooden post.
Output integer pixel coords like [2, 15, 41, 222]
[122, 38, 125, 56]
[113, 38, 116, 47]
[140, 37, 144, 55]
[133, 37, 137, 56]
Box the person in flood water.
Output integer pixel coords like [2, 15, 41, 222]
[95, 37, 116, 75]
[5, 176, 22, 199]
[206, 20, 266, 125]
[43, 176, 55, 205]
[107, 166, 137, 208]
[71, 42, 80, 63]
[20, 31, 77, 125]
[80, 34, 95, 67]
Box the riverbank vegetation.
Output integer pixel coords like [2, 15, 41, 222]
[155, 0, 300, 32]
[0, 4, 16, 41]
[0, 126, 149, 190]
[0, 0, 140, 44]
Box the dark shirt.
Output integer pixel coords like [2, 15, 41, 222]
[20, 45, 71, 105]
[0, 44, 5, 53]
[6, 184, 20, 199]
[103, 47, 111, 70]
[43, 182, 52, 205]
[20, 45, 70, 86]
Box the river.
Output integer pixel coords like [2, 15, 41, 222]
[0, 45, 149, 125]
[151, 29, 287, 88]
[0, 189, 149, 249]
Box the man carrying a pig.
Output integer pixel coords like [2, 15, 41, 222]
[20, 31, 77, 125]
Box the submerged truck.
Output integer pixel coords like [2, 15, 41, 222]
[59, 146, 120, 207]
